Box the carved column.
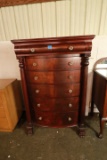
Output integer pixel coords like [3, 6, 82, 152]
[18, 57, 33, 135]
[79, 55, 89, 137]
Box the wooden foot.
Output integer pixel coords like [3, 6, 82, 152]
[98, 133, 103, 139]
[98, 118, 105, 139]
[26, 123, 33, 135]
[78, 126, 85, 138]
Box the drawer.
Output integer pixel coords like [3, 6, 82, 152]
[25, 57, 81, 71]
[28, 84, 80, 98]
[31, 97, 79, 112]
[16, 43, 89, 54]
[33, 111, 78, 127]
[26, 70, 81, 84]
[0, 107, 6, 118]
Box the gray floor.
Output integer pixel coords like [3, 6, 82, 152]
[0, 114, 107, 160]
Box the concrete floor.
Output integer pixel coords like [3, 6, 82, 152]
[0, 114, 107, 160]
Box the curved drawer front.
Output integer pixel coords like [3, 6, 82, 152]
[28, 84, 80, 98]
[25, 57, 81, 71]
[26, 70, 81, 84]
[31, 97, 79, 112]
[34, 111, 78, 127]
[16, 43, 90, 54]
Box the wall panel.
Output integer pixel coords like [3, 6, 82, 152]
[0, 10, 6, 40]
[1, 7, 18, 40]
[0, 0, 106, 41]
[27, 3, 43, 38]
[42, 2, 56, 37]
[99, 0, 107, 35]
[56, 0, 70, 36]
[14, 5, 30, 39]
[70, 0, 86, 35]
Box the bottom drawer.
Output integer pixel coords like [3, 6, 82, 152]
[33, 111, 78, 127]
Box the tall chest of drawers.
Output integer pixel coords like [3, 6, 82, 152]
[12, 35, 94, 137]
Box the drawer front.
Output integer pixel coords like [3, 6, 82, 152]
[25, 57, 81, 71]
[33, 111, 78, 127]
[18, 43, 88, 54]
[0, 108, 6, 118]
[28, 84, 80, 98]
[26, 70, 81, 84]
[31, 97, 79, 112]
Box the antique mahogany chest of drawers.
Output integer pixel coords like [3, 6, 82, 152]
[12, 35, 94, 137]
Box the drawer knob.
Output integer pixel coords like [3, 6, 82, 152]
[33, 63, 37, 66]
[31, 48, 35, 52]
[69, 75, 72, 79]
[69, 103, 72, 107]
[38, 117, 42, 120]
[68, 46, 73, 51]
[69, 89, 72, 93]
[34, 76, 38, 80]
[35, 90, 40, 93]
[68, 62, 73, 66]
[37, 104, 41, 107]
[68, 117, 72, 121]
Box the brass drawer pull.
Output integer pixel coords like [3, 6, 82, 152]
[68, 117, 72, 121]
[37, 104, 41, 107]
[68, 62, 73, 66]
[69, 75, 72, 79]
[34, 76, 38, 80]
[33, 63, 37, 66]
[31, 48, 35, 52]
[38, 117, 42, 120]
[69, 103, 72, 107]
[68, 46, 73, 51]
[69, 89, 72, 93]
[35, 90, 40, 93]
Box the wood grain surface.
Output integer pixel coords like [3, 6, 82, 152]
[0, 0, 57, 7]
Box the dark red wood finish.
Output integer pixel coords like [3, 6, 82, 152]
[25, 57, 81, 71]
[25, 70, 81, 84]
[12, 35, 95, 137]
[31, 97, 79, 112]
[28, 83, 80, 98]
[33, 111, 78, 127]
[91, 70, 107, 138]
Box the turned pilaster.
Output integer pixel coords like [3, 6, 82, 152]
[79, 55, 90, 137]
[18, 57, 33, 135]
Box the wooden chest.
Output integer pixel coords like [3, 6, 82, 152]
[0, 79, 23, 132]
[12, 35, 94, 137]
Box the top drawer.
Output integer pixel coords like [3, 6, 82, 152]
[14, 43, 91, 54]
[25, 57, 81, 71]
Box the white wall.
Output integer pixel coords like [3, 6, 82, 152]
[0, 41, 20, 79]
